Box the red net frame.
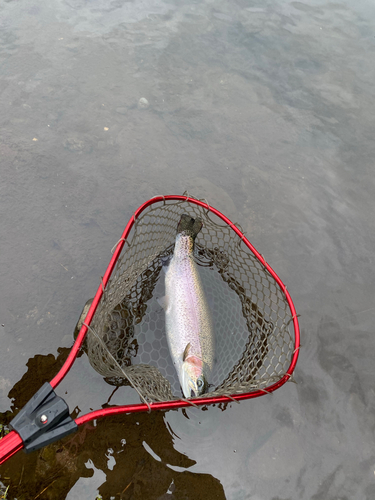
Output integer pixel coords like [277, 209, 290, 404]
[0, 195, 300, 464]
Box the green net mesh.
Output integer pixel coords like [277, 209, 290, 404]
[80, 196, 294, 403]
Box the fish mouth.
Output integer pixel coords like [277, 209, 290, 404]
[181, 363, 208, 398]
[180, 369, 192, 398]
[182, 384, 201, 399]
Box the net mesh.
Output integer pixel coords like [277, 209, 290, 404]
[83, 196, 295, 403]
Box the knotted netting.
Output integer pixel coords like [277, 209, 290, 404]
[82, 195, 296, 403]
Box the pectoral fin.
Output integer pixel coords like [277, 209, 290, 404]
[183, 342, 192, 361]
[157, 296, 169, 310]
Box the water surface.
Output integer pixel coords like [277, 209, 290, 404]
[1, 0, 375, 498]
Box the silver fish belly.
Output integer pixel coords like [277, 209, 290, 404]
[161, 230, 214, 398]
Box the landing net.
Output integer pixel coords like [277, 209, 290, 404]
[83, 195, 297, 403]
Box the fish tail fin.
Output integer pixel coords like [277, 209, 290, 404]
[177, 214, 203, 240]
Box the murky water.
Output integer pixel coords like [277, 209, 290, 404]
[1, 0, 375, 498]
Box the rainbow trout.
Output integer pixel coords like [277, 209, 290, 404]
[158, 214, 214, 398]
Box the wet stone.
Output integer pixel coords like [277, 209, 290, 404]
[137, 97, 149, 110]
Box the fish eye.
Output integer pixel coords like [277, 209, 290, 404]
[197, 379, 203, 388]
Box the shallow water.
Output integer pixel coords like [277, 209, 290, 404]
[1, 0, 375, 498]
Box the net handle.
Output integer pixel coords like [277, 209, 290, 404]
[0, 430, 23, 465]
[0, 374, 292, 465]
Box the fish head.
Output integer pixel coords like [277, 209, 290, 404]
[180, 356, 208, 398]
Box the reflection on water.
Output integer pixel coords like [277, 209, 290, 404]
[0, 348, 225, 499]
